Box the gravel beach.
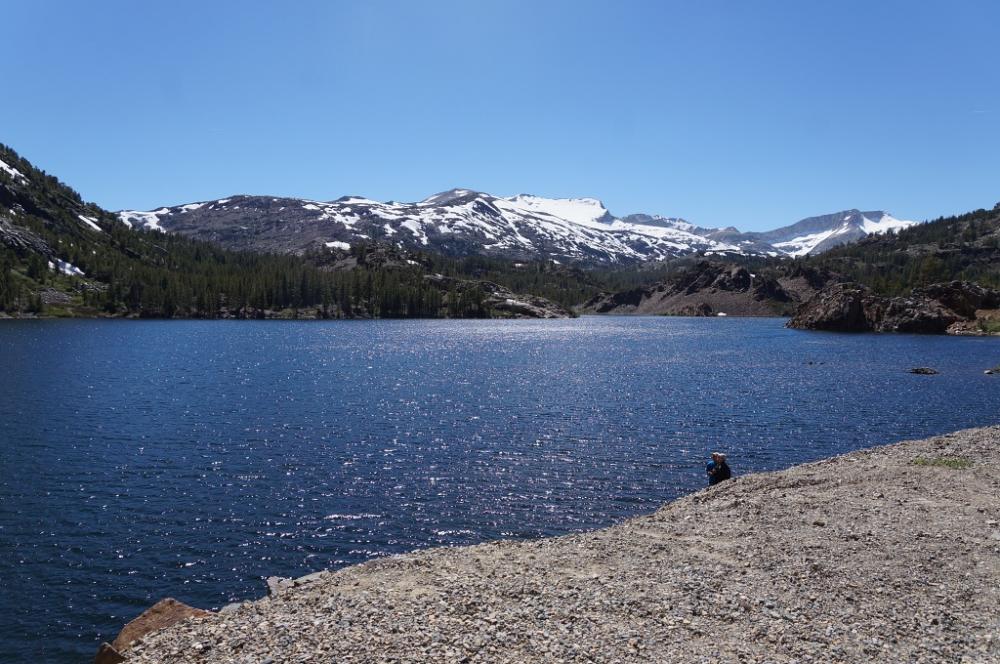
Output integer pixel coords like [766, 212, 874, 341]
[118, 426, 1000, 663]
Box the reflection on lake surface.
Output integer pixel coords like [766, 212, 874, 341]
[1, 317, 998, 662]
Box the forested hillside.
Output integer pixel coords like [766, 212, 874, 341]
[0, 145, 579, 318]
[4, 142, 996, 319]
[803, 204, 1000, 295]
[546, 203, 1000, 316]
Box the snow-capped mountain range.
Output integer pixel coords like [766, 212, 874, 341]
[118, 188, 916, 263]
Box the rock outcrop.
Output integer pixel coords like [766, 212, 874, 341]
[424, 274, 574, 319]
[787, 280, 1000, 334]
[0, 213, 53, 257]
[784, 282, 875, 331]
[581, 261, 828, 317]
[95, 598, 212, 663]
[913, 281, 1000, 318]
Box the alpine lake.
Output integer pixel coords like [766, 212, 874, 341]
[1, 317, 998, 662]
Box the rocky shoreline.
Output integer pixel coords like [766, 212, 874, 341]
[787, 281, 1000, 335]
[106, 427, 1000, 663]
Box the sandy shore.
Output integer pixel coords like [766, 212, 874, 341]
[119, 426, 1000, 663]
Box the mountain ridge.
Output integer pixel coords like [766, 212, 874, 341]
[118, 190, 917, 264]
[0, 143, 578, 319]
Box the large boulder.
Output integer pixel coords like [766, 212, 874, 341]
[93, 643, 125, 664]
[786, 282, 878, 331]
[101, 598, 212, 659]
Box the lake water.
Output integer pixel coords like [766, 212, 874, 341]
[1, 317, 998, 662]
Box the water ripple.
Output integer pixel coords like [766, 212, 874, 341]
[0, 317, 998, 662]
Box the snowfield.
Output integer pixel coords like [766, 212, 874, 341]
[118, 209, 171, 232]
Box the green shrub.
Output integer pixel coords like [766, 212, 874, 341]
[978, 319, 1000, 334]
[912, 456, 972, 469]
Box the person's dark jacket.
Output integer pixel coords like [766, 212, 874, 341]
[708, 460, 731, 485]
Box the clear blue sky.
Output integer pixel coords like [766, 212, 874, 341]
[3, 1, 998, 230]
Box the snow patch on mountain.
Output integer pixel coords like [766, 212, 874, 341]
[0, 158, 27, 183]
[607, 217, 741, 252]
[773, 226, 854, 257]
[49, 258, 85, 277]
[771, 212, 917, 257]
[77, 214, 103, 233]
[419, 189, 477, 206]
[861, 213, 913, 234]
[118, 209, 170, 232]
[503, 194, 613, 227]
[117, 192, 917, 263]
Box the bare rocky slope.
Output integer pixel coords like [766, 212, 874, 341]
[580, 262, 835, 317]
[111, 426, 1000, 663]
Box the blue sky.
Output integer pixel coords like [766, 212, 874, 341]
[3, 1, 998, 230]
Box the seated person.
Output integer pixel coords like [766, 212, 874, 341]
[707, 452, 731, 485]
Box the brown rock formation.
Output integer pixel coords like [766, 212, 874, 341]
[93, 642, 126, 664]
[787, 281, 1000, 334]
[94, 598, 212, 662]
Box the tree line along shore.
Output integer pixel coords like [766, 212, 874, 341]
[3, 143, 1000, 322]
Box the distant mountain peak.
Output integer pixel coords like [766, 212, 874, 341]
[116, 189, 917, 264]
[758, 209, 917, 257]
[419, 188, 482, 206]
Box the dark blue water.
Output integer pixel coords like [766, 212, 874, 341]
[1, 317, 998, 662]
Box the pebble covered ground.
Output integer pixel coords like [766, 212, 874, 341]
[123, 426, 1000, 663]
